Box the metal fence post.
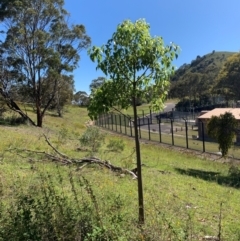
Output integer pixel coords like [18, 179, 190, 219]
[150, 108, 152, 124]
[142, 110, 145, 125]
[159, 117, 162, 143]
[148, 118, 150, 140]
[138, 117, 141, 139]
[111, 113, 113, 130]
[185, 120, 188, 149]
[124, 115, 127, 135]
[171, 119, 174, 145]
[201, 121, 205, 152]
[119, 115, 122, 133]
[115, 115, 117, 132]
[130, 118, 133, 137]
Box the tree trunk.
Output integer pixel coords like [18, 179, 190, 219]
[36, 104, 43, 127]
[132, 96, 144, 224]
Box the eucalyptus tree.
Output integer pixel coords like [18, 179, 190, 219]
[0, 0, 16, 21]
[88, 19, 179, 224]
[89, 76, 106, 94]
[42, 74, 75, 117]
[214, 53, 240, 102]
[0, 0, 90, 127]
[73, 90, 89, 106]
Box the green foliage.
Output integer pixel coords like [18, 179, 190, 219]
[107, 139, 125, 152]
[0, 171, 115, 240]
[88, 19, 180, 120]
[79, 126, 105, 152]
[57, 126, 69, 144]
[214, 53, 240, 101]
[0, 0, 21, 21]
[207, 112, 238, 157]
[89, 76, 106, 94]
[0, 0, 91, 127]
[170, 51, 236, 102]
[88, 18, 179, 223]
[73, 90, 89, 106]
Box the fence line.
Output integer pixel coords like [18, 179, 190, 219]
[96, 112, 240, 160]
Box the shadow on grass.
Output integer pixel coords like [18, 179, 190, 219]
[0, 116, 28, 126]
[175, 168, 240, 188]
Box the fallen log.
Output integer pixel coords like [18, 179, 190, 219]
[8, 134, 138, 179]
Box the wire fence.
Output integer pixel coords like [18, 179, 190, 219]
[95, 111, 240, 160]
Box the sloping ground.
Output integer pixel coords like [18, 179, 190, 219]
[171, 51, 236, 82]
[0, 106, 240, 240]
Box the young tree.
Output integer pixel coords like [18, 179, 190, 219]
[0, 0, 90, 127]
[88, 19, 179, 224]
[207, 112, 238, 157]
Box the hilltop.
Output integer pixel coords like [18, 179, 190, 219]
[171, 51, 236, 82]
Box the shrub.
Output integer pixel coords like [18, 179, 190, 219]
[207, 112, 238, 157]
[79, 126, 105, 152]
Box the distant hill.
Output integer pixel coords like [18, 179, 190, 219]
[171, 51, 237, 82]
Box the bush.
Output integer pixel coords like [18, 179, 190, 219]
[207, 112, 238, 157]
[79, 126, 105, 152]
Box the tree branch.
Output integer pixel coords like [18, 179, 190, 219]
[9, 135, 138, 179]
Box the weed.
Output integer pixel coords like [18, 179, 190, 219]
[107, 139, 125, 152]
[80, 126, 105, 153]
[57, 126, 69, 144]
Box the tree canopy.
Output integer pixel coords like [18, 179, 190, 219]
[88, 19, 179, 118]
[207, 112, 238, 157]
[89, 76, 106, 94]
[73, 90, 89, 106]
[0, 0, 16, 21]
[88, 19, 179, 223]
[214, 53, 240, 102]
[0, 0, 90, 126]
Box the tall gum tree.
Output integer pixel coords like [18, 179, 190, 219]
[88, 19, 179, 224]
[0, 0, 90, 127]
[214, 53, 240, 103]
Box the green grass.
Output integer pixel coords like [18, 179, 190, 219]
[1, 105, 240, 240]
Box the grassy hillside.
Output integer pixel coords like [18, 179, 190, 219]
[171, 51, 236, 82]
[0, 105, 240, 240]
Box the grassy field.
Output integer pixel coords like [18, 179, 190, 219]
[0, 105, 240, 240]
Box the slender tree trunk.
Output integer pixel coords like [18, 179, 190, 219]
[35, 82, 43, 127]
[132, 96, 144, 224]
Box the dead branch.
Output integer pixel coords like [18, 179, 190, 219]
[8, 135, 138, 179]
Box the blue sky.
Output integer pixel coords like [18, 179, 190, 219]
[64, 0, 240, 94]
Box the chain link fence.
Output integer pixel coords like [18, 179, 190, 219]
[95, 111, 240, 160]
